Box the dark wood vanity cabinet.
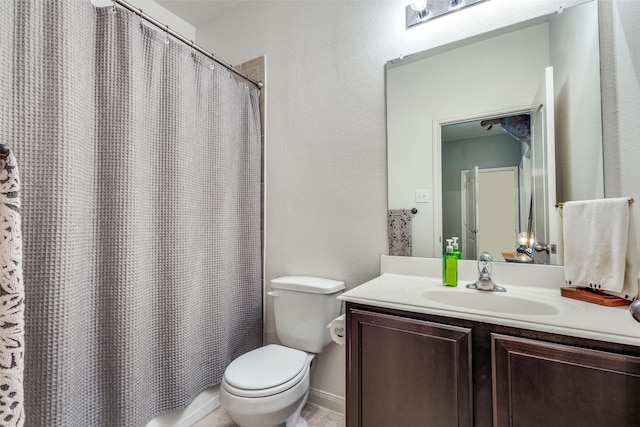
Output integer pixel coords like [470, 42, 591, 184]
[347, 308, 473, 427]
[346, 303, 640, 427]
[492, 334, 640, 427]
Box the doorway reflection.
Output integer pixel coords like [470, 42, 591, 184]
[441, 113, 532, 261]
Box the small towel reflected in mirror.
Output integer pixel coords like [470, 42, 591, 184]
[388, 209, 413, 257]
[563, 198, 639, 301]
[480, 114, 531, 144]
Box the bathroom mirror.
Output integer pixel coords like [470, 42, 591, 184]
[386, 0, 604, 264]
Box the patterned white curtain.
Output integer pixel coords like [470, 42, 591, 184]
[0, 1, 263, 425]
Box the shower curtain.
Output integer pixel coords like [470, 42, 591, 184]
[0, 1, 263, 426]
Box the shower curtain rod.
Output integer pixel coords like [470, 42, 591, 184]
[112, 0, 264, 90]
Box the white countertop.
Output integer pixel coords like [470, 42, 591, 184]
[339, 256, 640, 347]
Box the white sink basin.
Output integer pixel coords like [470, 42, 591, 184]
[416, 288, 585, 316]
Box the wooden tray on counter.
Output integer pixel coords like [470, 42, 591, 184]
[501, 252, 533, 263]
[561, 286, 631, 306]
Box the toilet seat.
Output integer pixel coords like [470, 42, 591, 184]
[222, 344, 309, 398]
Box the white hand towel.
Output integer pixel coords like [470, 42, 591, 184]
[563, 197, 639, 300]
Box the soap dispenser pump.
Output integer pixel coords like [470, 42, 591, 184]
[443, 239, 458, 287]
[452, 237, 462, 259]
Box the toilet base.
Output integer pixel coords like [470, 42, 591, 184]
[221, 387, 308, 427]
[290, 419, 307, 427]
[284, 389, 308, 427]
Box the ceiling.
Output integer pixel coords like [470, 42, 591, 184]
[442, 120, 505, 142]
[155, 0, 241, 27]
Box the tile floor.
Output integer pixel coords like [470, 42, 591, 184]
[192, 402, 345, 427]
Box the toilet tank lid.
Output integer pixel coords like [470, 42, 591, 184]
[271, 276, 345, 294]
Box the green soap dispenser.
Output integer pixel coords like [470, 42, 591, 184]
[452, 237, 462, 260]
[443, 239, 458, 287]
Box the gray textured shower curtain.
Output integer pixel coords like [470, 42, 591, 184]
[0, 1, 263, 426]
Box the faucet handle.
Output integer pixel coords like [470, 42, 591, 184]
[467, 251, 506, 292]
[478, 251, 493, 279]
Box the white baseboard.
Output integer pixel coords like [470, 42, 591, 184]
[307, 387, 345, 415]
[145, 386, 221, 427]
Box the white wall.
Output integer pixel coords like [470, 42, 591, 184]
[200, 1, 396, 400]
[550, 0, 604, 202]
[91, 0, 195, 40]
[196, 0, 640, 403]
[600, 0, 640, 214]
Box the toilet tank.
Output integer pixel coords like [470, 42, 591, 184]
[270, 276, 345, 353]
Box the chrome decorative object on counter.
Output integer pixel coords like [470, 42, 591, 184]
[630, 300, 640, 322]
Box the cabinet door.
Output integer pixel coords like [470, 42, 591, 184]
[492, 333, 640, 427]
[347, 309, 473, 427]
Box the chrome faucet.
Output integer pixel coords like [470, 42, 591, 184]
[467, 251, 506, 292]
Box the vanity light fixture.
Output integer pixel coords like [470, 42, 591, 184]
[406, 0, 488, 29]
[406, 0, 432, 27]
[410, 0, 428, 11]
[407, 0, 432, 25]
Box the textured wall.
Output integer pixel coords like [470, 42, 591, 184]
[600, 0, 640, 226]
[550, 0, 604, 203]
[199, 1, 395, 399]
[196, 0, 636, 401]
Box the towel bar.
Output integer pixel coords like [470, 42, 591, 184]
[555, 198, 634, 209]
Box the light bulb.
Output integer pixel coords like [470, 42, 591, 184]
[410, 0, 427, 12]
[449, 0, 466, 10]
[517, 232, 528, 246]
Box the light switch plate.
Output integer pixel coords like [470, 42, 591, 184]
[415, 189, 430, 203]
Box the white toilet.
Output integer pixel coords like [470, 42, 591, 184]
[219, 276, 345, 427]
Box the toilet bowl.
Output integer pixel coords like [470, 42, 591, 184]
[219, 344, 314, 427]
[219, 276, 345, 427]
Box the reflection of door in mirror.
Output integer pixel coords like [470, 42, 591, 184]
[462, 166, 478, 260]
[461, 167, 518, 261]
[531, 66, 558, 265]
[478, 168, 518, 259]
[443, 115, 529, 261]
